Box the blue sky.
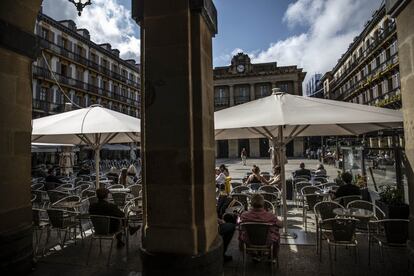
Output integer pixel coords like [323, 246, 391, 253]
[43, 0, 383, 84]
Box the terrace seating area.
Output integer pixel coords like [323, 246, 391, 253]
[29, 158, 410, 275]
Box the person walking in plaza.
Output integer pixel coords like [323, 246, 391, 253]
[241, 148, 247, 166]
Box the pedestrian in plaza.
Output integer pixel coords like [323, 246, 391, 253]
[241, 148, 247, 166]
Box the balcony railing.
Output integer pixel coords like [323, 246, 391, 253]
[38, 36, 140, 88]
[330, 22, 397, 90]
[234, 96, 250, 105]
[214, 97, 229, 107]
[32, 65, 140, 107]
[32, 99, 65, 114]
[333, 52, 399, 101]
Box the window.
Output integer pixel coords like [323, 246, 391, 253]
[371, 58, 377, 70]
[390, 40, 398, 56]
[39, 87, 47, 101]
[382, 79, 389, 94]
[41, 28, 49, 40]
[392, 73, 400, 89]
[379, 50, 386, 64]
[256, 84, 270, 99]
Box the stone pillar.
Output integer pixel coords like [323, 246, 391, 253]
[0, 0, 43, 274]
[249, 138, 260, 158]
[134, 1, 222, 275]
[228, 84, 234, 106]
[250, 83, 255, 100]
[391, 0, 414, 268]
[228, 139, 238, 158]
[293, 137, 304, 157]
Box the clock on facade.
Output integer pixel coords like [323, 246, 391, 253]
[236, 64, 245, 73]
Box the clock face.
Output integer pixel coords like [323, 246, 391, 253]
[237, 64, 245, 73]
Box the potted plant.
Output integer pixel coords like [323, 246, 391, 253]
[376, 185, 409, 219]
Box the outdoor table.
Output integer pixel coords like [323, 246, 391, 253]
[333, 208, 374, 219]
[53, 201, 82, 210]
[225, 206, 244, 215]
[109, 188, 131, 193]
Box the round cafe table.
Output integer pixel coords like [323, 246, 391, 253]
[109, 188, 131, 193]
[333, 207, 374, 219]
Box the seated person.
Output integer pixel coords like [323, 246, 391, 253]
[77, 164, 91, 176]
[216, 187, 236, 262]
[219, 164, 229, 177]
[106, 167, 119, 183]
[246, 166, 269, 189]
[89, 188, 139, 247]
[119, 168, 135, 186]
[45, 168, 63, 190]
[268, 166, 281, 188]
[314, 164, 327, 177]
[127, 164, 138, 182]
[331, 171, 361, 200]
[215, 167, 226, 190]
[239, 194, 283, 259]
[293, 162, 311, 179]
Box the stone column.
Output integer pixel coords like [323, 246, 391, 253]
[0, 0, 42, 274]
[249, 138, 260, 158]
[294, 81, 301, 95]
[228, 84, 234, 106]
[250, 83, 255, 100]
[228, 139, 238, 158]
[391, 0, 414, 269]
[134, 1, 222, 275]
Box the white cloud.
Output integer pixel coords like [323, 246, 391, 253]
[218, 0, 382, 89]
[42, 0, 140, 61]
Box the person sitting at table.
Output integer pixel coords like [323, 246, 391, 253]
[315, 164, 327, 177]
[331, 171, 361, 200]
[239, 194, 283, 260]
[89, 188, 140, 247]
[216, 167, 226, 190]
[119, 168, 135, 186]
[127, 164, 138, 182]
[106, 167, 119, 183]
[216, 185, 236, 262]
[268, 166, 281, 188]
[219, 164, 229, 177]
[246, 165, 269, 188]
[293, 162, 311, 179]
[45, 168, 63, 190]
[77, 164, 91, 176]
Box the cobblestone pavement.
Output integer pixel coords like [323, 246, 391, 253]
[30, 159, 409, 275]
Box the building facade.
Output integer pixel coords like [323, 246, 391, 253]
[214, 53, 306, 158]
[306, 73, 323, 97]
[32, 12, 140, 118]
[328, 5, 400, 109]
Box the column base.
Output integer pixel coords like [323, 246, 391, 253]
[0, 224, 33, 275]
[141, 236, 223, 276]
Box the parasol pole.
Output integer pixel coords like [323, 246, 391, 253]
[278, 125, 297, 239]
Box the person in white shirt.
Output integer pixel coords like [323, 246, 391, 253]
[216, 168, 226, 190]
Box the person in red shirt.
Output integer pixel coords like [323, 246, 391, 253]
[239, 194, 283, 258]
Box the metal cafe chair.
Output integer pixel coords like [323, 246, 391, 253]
[86, 215, 126, 266]
[301, 186, 323, 232]
[240, 222, 279, 276]
[231, 193, 250, 211]
[368, 219, 409, 265]
[323, 218, 359, 275]
[313, 201, 345, 259]
[232, 185, 250, 194]
[335, 195, 362, 207]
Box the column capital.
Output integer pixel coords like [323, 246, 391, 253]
[132, 0, 218, 36]
[190, 0, 218, 36]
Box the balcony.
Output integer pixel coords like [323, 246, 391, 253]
[330, 22, 397, 90]
[214, 97, 229, 108]
[32, 99, 65, 114]
[32, 65, 140, 108]
[334, 52, 399, 101]
[234, 96, 250, 105]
